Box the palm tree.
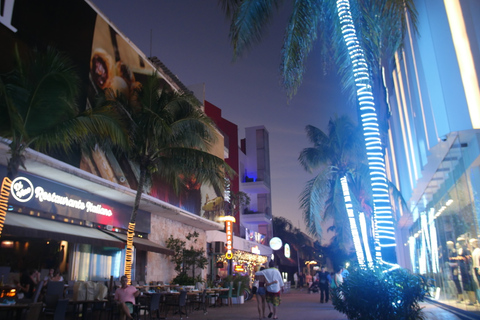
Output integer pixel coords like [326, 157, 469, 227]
[220, 0, 417, 263]
[0, 46, 127, 237]
[299, 116, 369, 257]
[105, 74, 234, 283]
[272, 216, 316, 272]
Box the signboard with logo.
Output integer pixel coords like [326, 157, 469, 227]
[223, 216, 235, 259]
[2, 166, 150, 233]
[269, 237, 282, 250]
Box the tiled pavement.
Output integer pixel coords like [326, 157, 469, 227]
[177, 289, 473, 320]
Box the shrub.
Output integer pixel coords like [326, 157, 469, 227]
[332, 264, 426, 320]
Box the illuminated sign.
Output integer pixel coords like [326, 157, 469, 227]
[284, 243, 291, 258]
[11, 176, 113, 217]
[269, 237, 282, 250]
[234, 265, 245, 272]
[251, 246, 260, 255]
[222, 216, 236, 259]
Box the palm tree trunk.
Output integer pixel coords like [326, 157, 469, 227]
[0, 177, 13, 238]
[336, 0, 397, 264]
[125, 165, 147, 284]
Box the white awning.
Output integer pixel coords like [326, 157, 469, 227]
[103, 230, 174, 255]
[3, 212, 125, 248]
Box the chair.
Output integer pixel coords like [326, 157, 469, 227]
[0, 266, 10, 284]
[192, 290, 208, 315]
[43, 298, 68, 320]
[32, 280, 44, 303]
[24, 302, 43, 320]
[45, 281, 64, 298]
[63, 281, 74, 300]
[164, 291, 188, 319]
[43, 281, 65, 317]
[137, 292, 163, 320]
[218, 284, 233, 307]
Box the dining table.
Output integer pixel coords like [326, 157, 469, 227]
[205, 288, 229, 307]
[0, 303, 29, 320]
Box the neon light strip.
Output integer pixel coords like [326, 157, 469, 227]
[392, 68, 415, 190]
[444, 0, 480, 128]
[400, 49, 419, 181]
[405, 13, 430, 150]
[340, 176, 365, 266]
[359, 212, 373, 264]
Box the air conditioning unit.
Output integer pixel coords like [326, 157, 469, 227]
[213, 241, 226, 254]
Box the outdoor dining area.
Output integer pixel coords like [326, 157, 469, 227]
[0, 276, 239, 320]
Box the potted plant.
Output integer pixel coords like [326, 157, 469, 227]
[332, 263, 426, 320]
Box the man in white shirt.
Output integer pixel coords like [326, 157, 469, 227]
[257, 260, 284, 319]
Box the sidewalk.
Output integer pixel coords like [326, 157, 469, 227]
[181, 289, 467, 320]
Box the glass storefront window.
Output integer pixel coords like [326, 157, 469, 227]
[71, 244, 125, 281]
[409, 136, 480, 308]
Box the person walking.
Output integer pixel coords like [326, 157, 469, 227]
[255, 267, 272, 319]
[316, 266, 331, 303]
[293, 272, 298, 289]
[332, 266, 344, 300]
[262, 260, 284, 319]
[334, 267, 344, 288]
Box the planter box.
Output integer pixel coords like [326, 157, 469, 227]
[221, 296, 244, 305]
[232, 296, 244, 304]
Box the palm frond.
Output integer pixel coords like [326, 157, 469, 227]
[154, 147, 235, 196]
[218, 0, 242, 19]
[229, 0, 281, 59]
[300, 168, 332, 238]
[280, 0, 322, 97]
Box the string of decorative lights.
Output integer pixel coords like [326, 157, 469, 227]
[125, 221, 135, 285]
[0, 177, 12, 237]
[336, 0, 397, 263]
[217, 251, 268, 283]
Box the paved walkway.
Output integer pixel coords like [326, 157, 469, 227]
[179, 289, 467, 320]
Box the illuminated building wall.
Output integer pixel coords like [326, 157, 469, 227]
[385, 0, 480, 307]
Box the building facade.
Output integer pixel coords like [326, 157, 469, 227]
[385, 0, 480, 308]
[0, 0, 225, 284]
[240, 126, 274, 244]
[204, 103, 272, 282]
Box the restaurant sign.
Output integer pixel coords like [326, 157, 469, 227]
[222, 216, 236, 259]
[11, 176, 113, 217]
[0, 165, 150, 233]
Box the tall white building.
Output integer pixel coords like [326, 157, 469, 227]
[239, 126, 274, 245]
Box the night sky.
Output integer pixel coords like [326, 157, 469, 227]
[91, 0, 354, 234]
